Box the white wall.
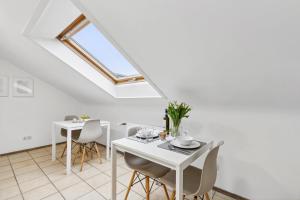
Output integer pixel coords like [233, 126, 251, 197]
[0, 59, 84, 154]
[86, 103, 300, 200]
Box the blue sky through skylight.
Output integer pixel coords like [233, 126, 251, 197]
[71, 24, 140, 78]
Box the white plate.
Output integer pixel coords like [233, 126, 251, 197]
[170, 139, 201, 149]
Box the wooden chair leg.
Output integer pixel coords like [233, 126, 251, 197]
[84, 150, 87, 159]
[125, 170, 137, 200]
[170, 190, 176, 200]
[73, 145, 81, 165]
[162, 184, 170, 200]
[90, 143, 94, 160]
[60, 143, 67, 158]
[146, 176, 150, 200]
[204, 193, 210, 200]
[80, 145, 86, 171]
[94, 143, 102, 164]
[87, 143, 92, 160]
[71, 142, 78, 153]
[73, 148, 78, 165]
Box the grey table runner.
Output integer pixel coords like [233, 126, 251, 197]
[157, 141, 206, 155]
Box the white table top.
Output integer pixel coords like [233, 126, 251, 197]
[112, 138, 210, 170]
[53, 120, 110, 129]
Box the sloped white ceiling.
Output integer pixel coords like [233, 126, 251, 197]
[1, 0, 300, 109]
[73, 0, 300, 110]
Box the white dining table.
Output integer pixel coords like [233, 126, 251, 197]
[51, 120, 110, 175]
[111, 137, 212, 200]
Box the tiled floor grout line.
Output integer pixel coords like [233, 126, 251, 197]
[99, 151, 150, 199]
[7, 156, 25, 200]
[28, 151, 66, 200]
[102, 151, 161, 199]
[2, 146, 232, 200]
[115, 169, 160, 199]
[56, 147, 144, 200]
[115, 157, 162, 197]
[13, 153, 160, 200]
[116, 159, 161, 198]
[56, 148, 110, 200]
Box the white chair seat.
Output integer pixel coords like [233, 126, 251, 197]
[138, 161, 171, 178]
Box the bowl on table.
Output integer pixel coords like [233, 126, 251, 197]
[136, 129, 154, 139]
[176, 136, 194, 146]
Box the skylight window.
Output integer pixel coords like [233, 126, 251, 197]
[57, 15, 144, 84]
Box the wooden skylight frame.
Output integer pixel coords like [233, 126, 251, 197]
[57, 14, 144, 85]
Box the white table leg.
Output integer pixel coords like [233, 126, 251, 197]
[51, 123, 56, 161]
[111, 143, 117, 200]
[106, 123, 111, 160]
[66, 128, 72, 175]
[176, 165, 183, 200]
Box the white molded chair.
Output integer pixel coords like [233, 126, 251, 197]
[124, 126, 170, 200]
[73, 119, 103, 171]
[160, 141, 224, 200]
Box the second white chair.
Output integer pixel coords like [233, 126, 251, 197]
[72, 119, 103, 171]
[160, 141, 224, 200]
[124, 126, 170, 200]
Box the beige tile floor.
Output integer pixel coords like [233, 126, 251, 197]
[0, 144, 236, 200]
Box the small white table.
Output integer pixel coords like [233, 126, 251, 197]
[51, 120, 110, 174]
[111, 138, 211, 200]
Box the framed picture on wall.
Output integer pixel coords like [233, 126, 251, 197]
[12, 77, 34, 97]
[0, 76, 9, 97]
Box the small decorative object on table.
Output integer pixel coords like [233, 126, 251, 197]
[80, 114, 90, 121]
[163, 109, 170, 134]
[159, 131, 168, 140]
[167, 101, 191, 137]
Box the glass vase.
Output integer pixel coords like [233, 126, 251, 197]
[170, 123, 181, 137]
